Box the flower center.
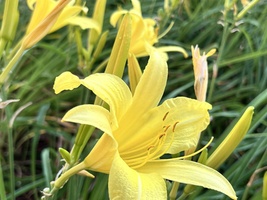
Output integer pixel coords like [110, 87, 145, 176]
[120, 111, 178, 169]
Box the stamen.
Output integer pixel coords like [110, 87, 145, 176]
[172, 121, 179, 132]
[159, 133, 165, 139]
[163, 125, 171, 132]
[162, 112, 169, 121]
[130, 133, 167, 169]
[178, 137, 214, 160]
[147, 145, 155, 150]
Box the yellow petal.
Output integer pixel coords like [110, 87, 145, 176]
[131, 15, 146, 45]
[139, 159, 237, 200]
[24, 0, 91, 48]
[84, 133, 117, 173]
[129, 17, 156, 57]
[50, 4, 89, 32]
[109, 153, 166, 199]
[67, 16, 100, 32]
[157, 46, 188, 58]
[106, 13, 132, 77]
[81, 73, 132, 122]
[26, 0, 56, 34]
[62, 104, 114, 134]
[157, 97, 212, 154]
[88, 0, 106, 45]
[131, 0, 142, 15]
[27, 0, 36, 10]
[23, 0, 70, 48]
[53, 71, 81, 94]
[123, 51, 168, 121]
[116, 51, 168, 149]
[110, 10, 128, 27]
[118, 97, 211, 159]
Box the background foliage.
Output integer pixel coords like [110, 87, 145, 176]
[0, 0, 266, 199]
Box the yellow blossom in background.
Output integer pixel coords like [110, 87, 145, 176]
[23, 0, 100, 49]
[0, 0, 101, 83]
[22, 0, 70, 49]
[110, 0, 187, 58]
[26, 0, 100, 34]
[53, 51, 237, 199]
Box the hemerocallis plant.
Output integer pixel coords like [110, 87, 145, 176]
[110, 0, 187, 58]
[52, 51, 237, 199]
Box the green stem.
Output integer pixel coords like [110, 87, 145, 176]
[242, 150, 267, 200]
[8, 115, 15, 200]
[177, 193, 189, 200]
[0, 155, 7, 200]
[50, 162, 87, 196]
[0, 46, 24, 84]
[42, 162, 89, 199]
[74, 28, 86, 73]
[3, 95, 15, 200]
[207, 11, 230, 102]
[0, 39, 7, 59]
[169, 182, 179, 200]
[31, 127, 41, 199]
[92, 58, 109, 73]
[235, 0, 260, 20]
[70, 125, 95, 164]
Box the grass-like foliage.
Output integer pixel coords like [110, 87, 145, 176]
[0, 0, 266, 199]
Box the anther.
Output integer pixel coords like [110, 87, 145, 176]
[147, 145, 155, 150]
[172, 121, 179, 132]
[163, 125, 171, 132]
[159, 133, 165, 139]
[163, 112, 169, 121]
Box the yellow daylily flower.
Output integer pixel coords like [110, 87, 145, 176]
[27, 0, 100, 33]
[110, 0, 187, 58]
[23, 0, 100, 49]
[0, 0, 101, 83]
[54, 52, 236, 199]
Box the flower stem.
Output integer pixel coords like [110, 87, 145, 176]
[0, 39, 7, 59]
[0, 46, 24, 84]
[53, 162, 86, 190]
[43, 162, 92, 198]
[236, 0, 260, 20]
[1, 89, 15, 200]
[70, 125, 95, 164]
[169, 182, 179, 200]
